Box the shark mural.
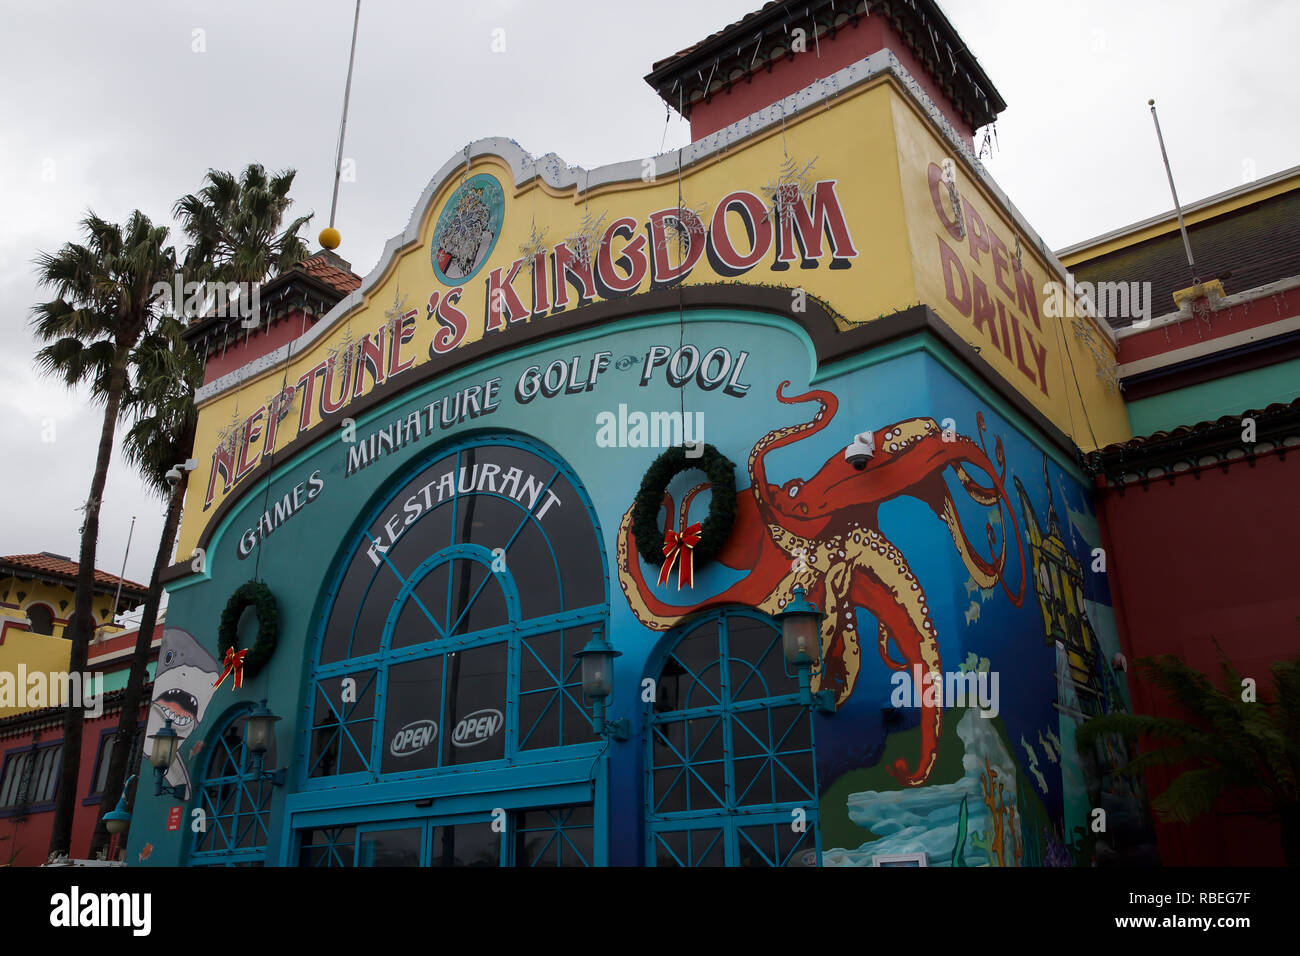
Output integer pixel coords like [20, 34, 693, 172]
[143, 628, 220, 797]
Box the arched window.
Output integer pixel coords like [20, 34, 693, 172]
[306, 436, 606, 783]
[645, 607, 821, 867]
[189, 706, 276, 866]
[26, 605, 54, 636]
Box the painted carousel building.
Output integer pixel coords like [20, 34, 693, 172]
[126, 0, 1150, 867]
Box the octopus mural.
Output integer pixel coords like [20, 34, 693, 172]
[617, 382, 1026, 786]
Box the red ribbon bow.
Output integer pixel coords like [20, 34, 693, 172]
[213, 647, 247, 690]
[658, 521, 703, 590]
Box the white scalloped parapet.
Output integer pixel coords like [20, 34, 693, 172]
[195, 50, 1106, 406]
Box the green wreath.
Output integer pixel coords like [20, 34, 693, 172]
[217, 580, 279, 680]
[631, 443, 737, 569]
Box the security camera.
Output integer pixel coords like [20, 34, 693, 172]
[844, 431, 875, 470]
[164, 467, 182, 487]
[1112, 652, 1127, 673]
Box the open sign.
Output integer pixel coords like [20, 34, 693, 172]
[451, 709, 503, 747]
[389, 719, 438, 757]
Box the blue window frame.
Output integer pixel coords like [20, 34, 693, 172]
[189, 707, 275, 867]
[303, 435, 608, 787]
[645, 608, 821, 867]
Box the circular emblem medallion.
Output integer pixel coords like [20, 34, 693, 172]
[430, 173, 505, 285]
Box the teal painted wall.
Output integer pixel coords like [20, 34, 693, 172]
[1127, 357, 1300, 436]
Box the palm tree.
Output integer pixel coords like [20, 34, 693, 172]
[173, 163, 312, 288]
[87, 316, 200, 858]
[1077, 648, 1300, 865]
[90, 166, 313, 855]
[31, 211, 175, 859]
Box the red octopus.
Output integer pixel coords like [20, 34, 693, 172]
[617, 382, 1025, 786]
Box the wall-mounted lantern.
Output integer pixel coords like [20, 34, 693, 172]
[772, 585, 836, 713]
[245, 699, 286, 786]
[574, 624, 629, 742]
[147, 718, 189, 801]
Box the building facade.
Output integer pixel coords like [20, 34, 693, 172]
[0, 619, 161, 866]
[1, 553, 147, 719]
[1066, 167, 1300, 866]
[125, 0, 1156, 867]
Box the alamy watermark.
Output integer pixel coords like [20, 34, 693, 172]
[889, 664, 1000, 718]
[1043, 275, 1153, 328]
[595, 404, 704, 456]
[0, 666, 104, 717]
[151, 273, 261, 328]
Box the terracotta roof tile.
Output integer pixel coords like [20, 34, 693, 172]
[296, 254, 362, 294]
[0, 553, 148, 596]
[1095, 396, 1300, 455]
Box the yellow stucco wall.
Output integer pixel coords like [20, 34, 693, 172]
[177, 74, 1127, 559]
[0, 576, 125, 716]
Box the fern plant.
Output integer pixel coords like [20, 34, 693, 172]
[1077, 647, 1300, 865]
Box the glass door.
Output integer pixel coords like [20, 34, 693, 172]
[297, 804, 593, 866]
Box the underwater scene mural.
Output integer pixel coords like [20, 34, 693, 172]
[614, 351, 1141, 866]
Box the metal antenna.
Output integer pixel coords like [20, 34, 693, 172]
[329, 0, 362, 230]
[111, 515, 136, 626]
[1148, 99, 1197, 279]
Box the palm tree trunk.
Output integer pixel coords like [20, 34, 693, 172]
[48, 349, 127, 860]
[88, 443, 190, 858]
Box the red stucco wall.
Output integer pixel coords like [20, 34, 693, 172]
[1097, 450, 1298, 865]
[201, 308, 315, 385]
[687, 18, 976, 145]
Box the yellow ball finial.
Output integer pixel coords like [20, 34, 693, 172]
[319, 227, 341, 250]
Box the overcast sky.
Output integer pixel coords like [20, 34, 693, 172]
[2, 0, 1296, 610]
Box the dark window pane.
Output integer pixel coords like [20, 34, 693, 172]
[447, 558, 508, 636]
[358, 827, 422, 867]
[430, 822, 500, 867]
[389, 561, 450, 650]
[298, 827, 355, 867]
[442, 644, 507, 765]
[320, 549, 382, 665]
[519, 629, 596, 750]
[515, 805, 593, 867]
[382, 656, 444, 774]
[310, 671, 375, 777]
[541, 473, 604, 610]
[726, 615, 787, 700]
[503, 518, 561, 618]
[670, 621, 721, 707]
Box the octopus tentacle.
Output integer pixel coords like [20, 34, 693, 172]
[678, 480, 710, 531]
[747, 382, 837, 524]
[878, 623, 908, 671]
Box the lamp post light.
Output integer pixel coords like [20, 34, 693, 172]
[244, 699, 286, 785]
[773, 585, 836, 713]
[573, 625, 629, 742]
[102, 773, 136, 862]
[103, 774, 135, 835]
[148, 718, 189, 801]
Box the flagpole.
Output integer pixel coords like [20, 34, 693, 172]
[111, 515, 136, 627]
[329, 0, 362, 231]
[1148, 98, 1196, 278]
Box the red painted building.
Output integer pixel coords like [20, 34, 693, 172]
[0, 621, 162, 866]
[1067, 166, 1300, 866]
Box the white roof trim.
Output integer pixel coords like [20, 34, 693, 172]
[1056, 164, 1300, 260]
